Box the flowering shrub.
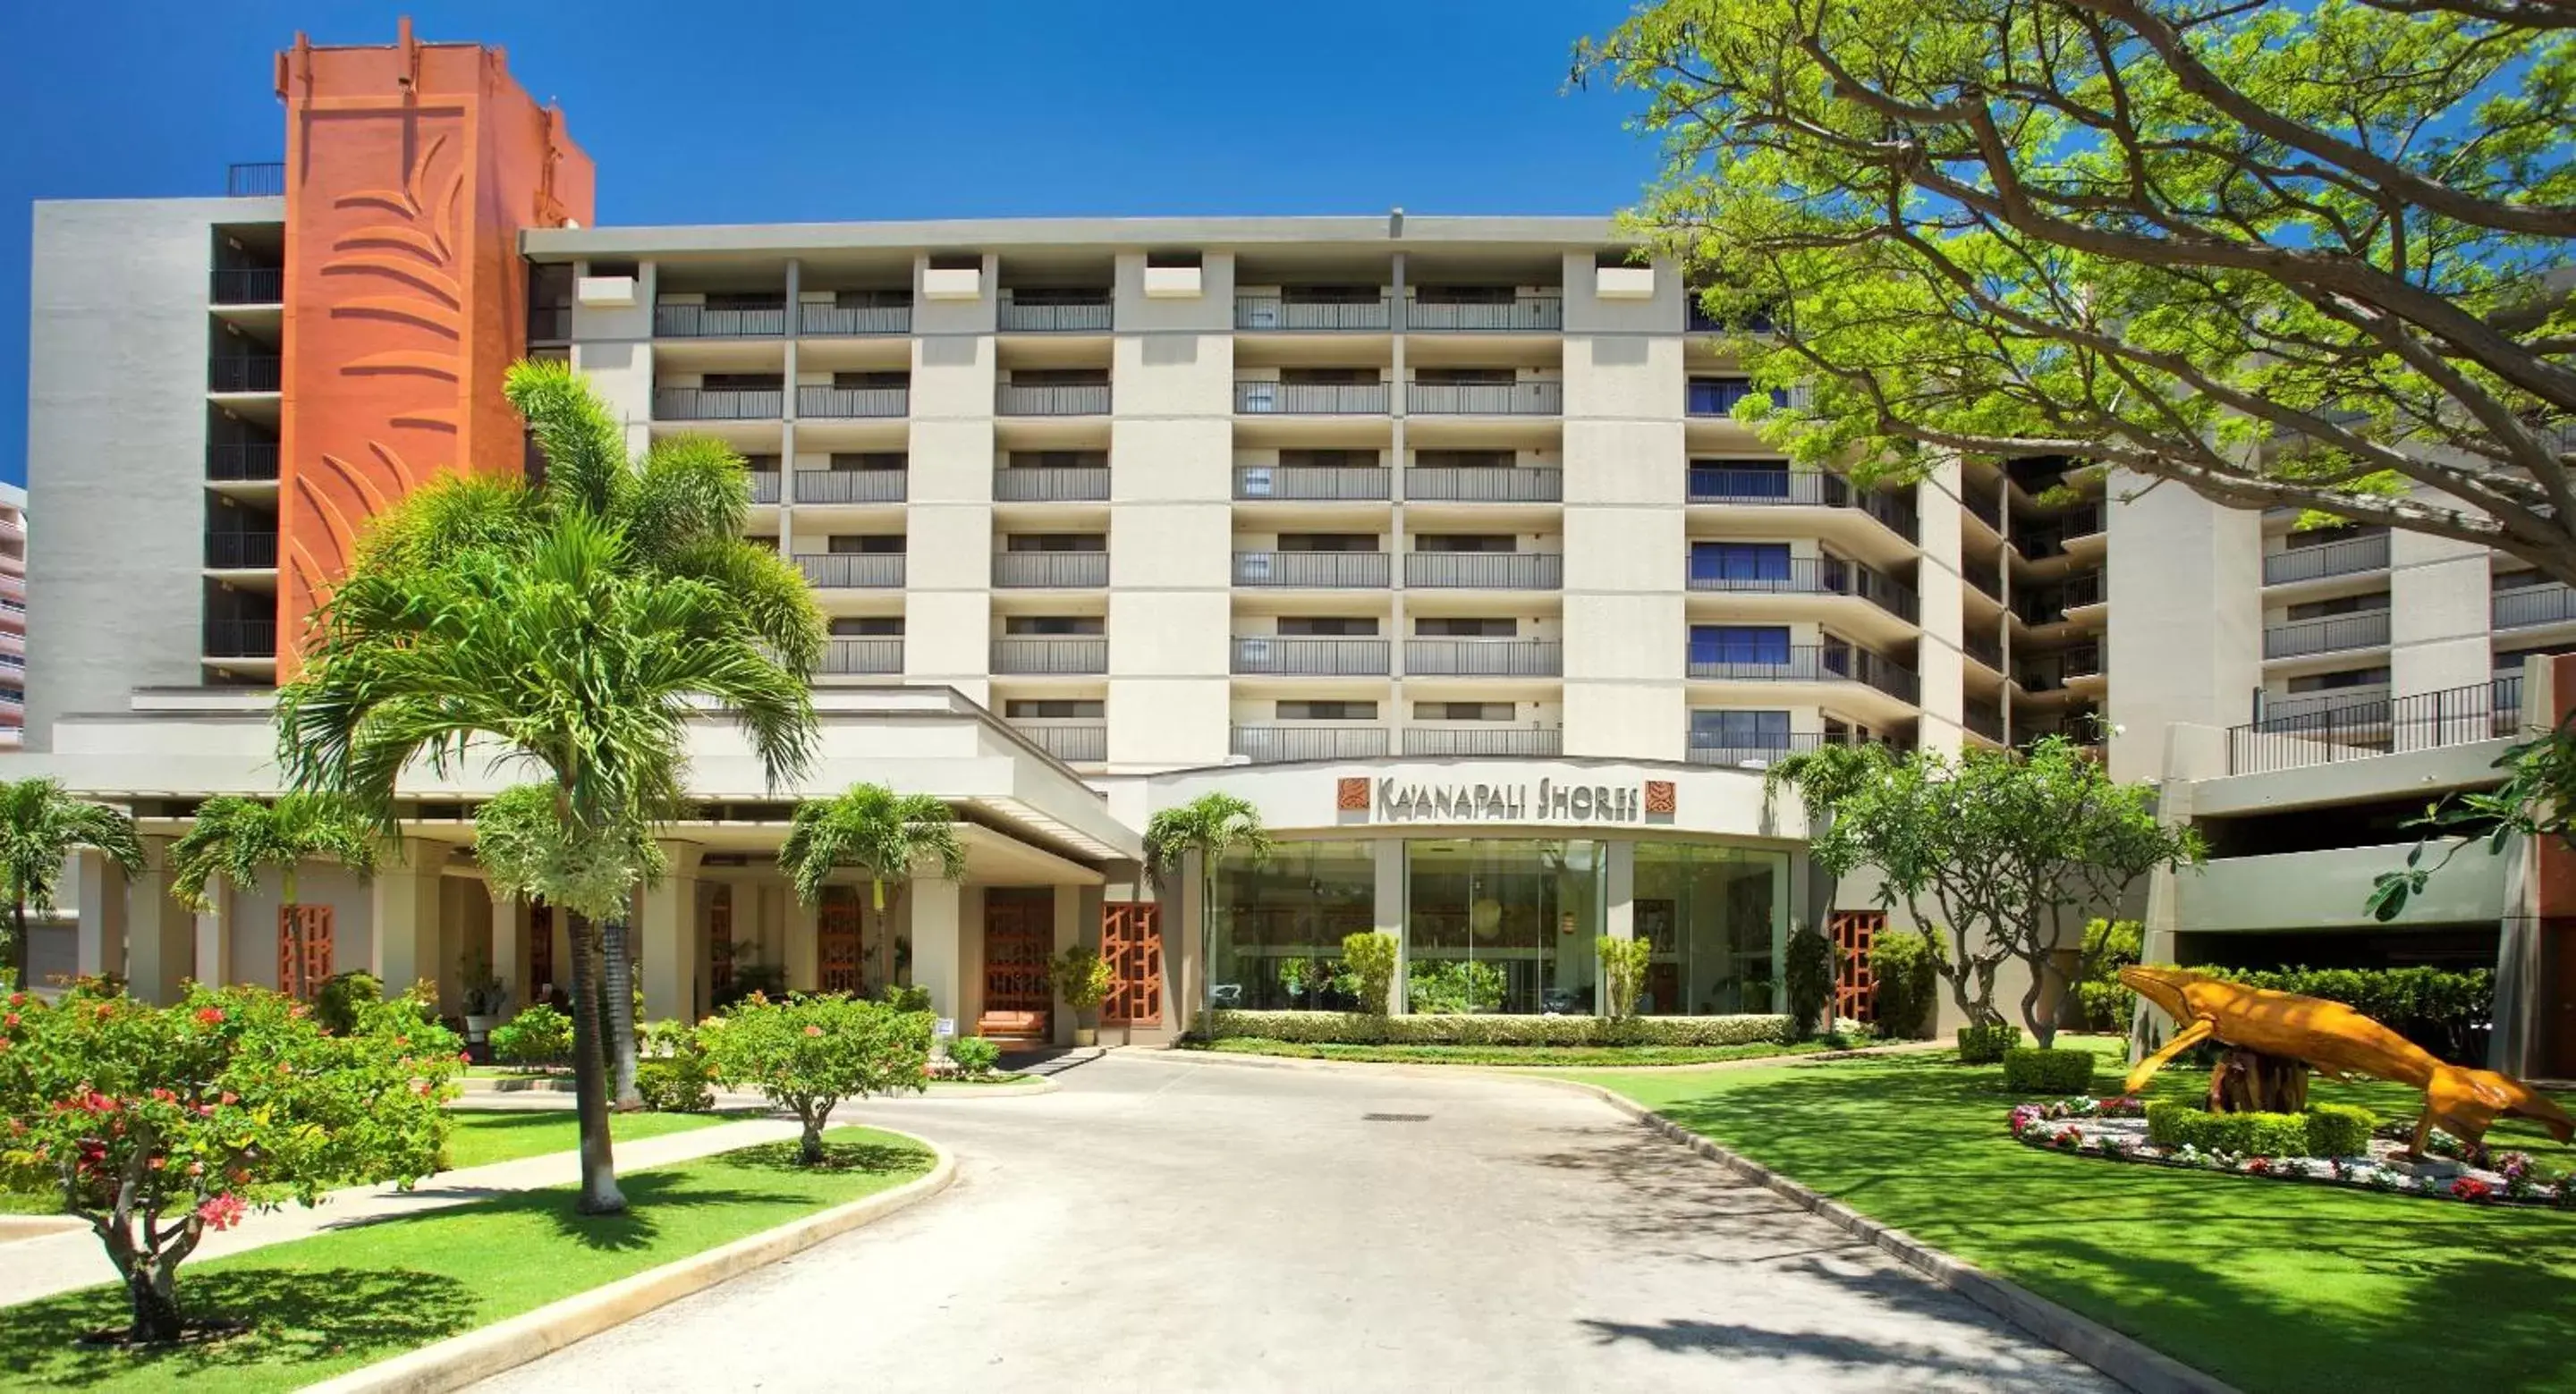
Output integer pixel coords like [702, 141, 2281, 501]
[0, 981, 457, 1342]
[489, 1004, 573, 1069]
[2451, 1177, 2495, 1203]
[700, 993, 929, 1164]
[1205, 1009, 1798, 1048]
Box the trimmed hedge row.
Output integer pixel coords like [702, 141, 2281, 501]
[1956, 1022, 2021, 1064]
[1202, 1010, 1795, 1048]
[2002, 1046, 2098, 1094]
[2145, 1100, 2377, 1158]
[2188, 966, 2492, 1062]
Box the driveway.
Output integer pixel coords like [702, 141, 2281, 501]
[473, 1053, 2110, 1393]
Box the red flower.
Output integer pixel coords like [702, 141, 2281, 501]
[93, 1002, 113, 1019]
[148, 1156, 165, 1170]
[218, 1092, 237, 1105]
[2451, 1178, 2494, 1203]
[2247, 1158, 2273, 1176]
[195, 1193, 246, 1231]
[4, 1013, 19, 1028]
[804, 1025, 824, 1037]
[6, 992, 23, 1007]
[408, 1077, 432, 1096]
[194, 1007, 226, 1026]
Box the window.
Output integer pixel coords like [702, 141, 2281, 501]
[1690, 542, 1794, 582]
[1009, 368, 1110, 386]
[1281, 367, 1378, 385]
[1279, 533, 1377, 553]
[1416, 449, 1514, 469]
[1005, 616, 1104, 635]
[588, 259, 640, 280]
[834, 288, 911, 308]
[830, 617, 902, 636]
[1277, 701, 1377, 721]
[1008, 286, 1111, 306]
[702, 291, 784, 310]
[1279, 617, 1378, 636]
[1689, 626, 1792, 664]
[1414, 285, 1516, 305]
[1416, 618, 1516, 638]
[1688, 376, 1785, 413]
[2288, 666, 2391, 693]
[741, 453, 782, 472]
[2494, 568, 2546, 591]
[1690, 458, 1789, 498]
[827, 452, 904, 471]
[1283, 284, 1381, 306]
[832, 371, 908, 389]
[1147, 249, 1202, 269]
[2495, 646, 2565, 672]
[1689, 709, 1792, 748]
[1413, 368, 1516, 386]
[1009, 450, 1107, 469]
[928, 253, 980, 272]
[1005, 533, 1106, 553]
[1415, 702, 1513, 722]
[702, 372, 784, 391]
[1416, 534, 1513, 554]
[1006, 699, 1103, 718]
[1281, 448, 1377, 469]
[826, 535, 904, 554]
[2286, 592, 2390, 621]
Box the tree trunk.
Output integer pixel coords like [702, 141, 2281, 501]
[125, 1259, 186, 1344]
[2207, 1048, 2310, 1114]
[601, 919, 642, 1111]
[6, 894, 28, 991]
[563, 911, 626, 1214]
[2021, 949, 2060, 1050]
[800, 1111, 826, 1167]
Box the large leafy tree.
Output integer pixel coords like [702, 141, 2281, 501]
[168, 794, 380, 997]
[1580, 0, 2576, 580]
[277, 361, 820, 1215]
[777, 783, 966, 993]
[0, 778, 143, 986]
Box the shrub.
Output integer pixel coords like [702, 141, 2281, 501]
[2304, 1103, 2378, 1157]
[880, 984, 932, 1014]
[1956, 1021, 2021, 1064]
[1784, 925, 1838, 1040]
[489, 1003, 574, 1069]
[634, 1019, 716, 1111]
[0, 982, 458, 1343]
[2002, 1046, 2098, 1094]
[1340, 932, 1398, 1016]
[2182, 965, 2491, 1061]
[1405, 959, 1506, 1015]
[1204, 1009, 1792, 1049]
[1050, 945, 1114, 1026]
[2144, 1101, 2379, 1158]
[947, 1035, 1003, 1077]
[1598, 936, 1654, 1022]
[702, 994, 931, 1164]
[312, 970, 385, 1036]
[1868, 929, 1943, 1039]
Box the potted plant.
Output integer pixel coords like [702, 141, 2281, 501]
[1051, 943, 1114, 1047]
[459, 947, 509, 1049]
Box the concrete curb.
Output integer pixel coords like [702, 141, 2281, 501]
[456, 1076, 574, 1094]
[303, 1126, 958, 1394]
[1134, 1040, 1940, 1079]
[924, 1074, 1058, 1097]
[1541, 1078, 2237, 1394]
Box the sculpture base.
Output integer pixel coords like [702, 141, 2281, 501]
[2207, 1047, 2310, 1114]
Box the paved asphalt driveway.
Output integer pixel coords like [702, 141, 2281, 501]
[474, 1053, 2109, 1393]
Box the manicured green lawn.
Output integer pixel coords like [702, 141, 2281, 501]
[1573, 1038, 2576, 1393]
[0, 1189, 67, 1215]
[439, 1108, 746, 1171]
[0, 1127, 933, 1394]
[1189, 1036, 1847, 1067]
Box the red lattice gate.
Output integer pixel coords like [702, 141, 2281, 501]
[708, 884, 734, 998]
[278, 904, 335, 999]
[979, 890, 1055, 1040]
[1830, 910, 1885, 1024]
[1100, 902, 1163, 1026]
[529, 906, 555, 993]
[818, 888, 863, 994]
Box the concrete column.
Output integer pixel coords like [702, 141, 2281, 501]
[124, 837, 195, 1003]
[192, 882, 232, 988]
[1372, 838, 1405, 1014]
[369, 840, 441, 1000]
[73, 848, 125, 981]
[911, 874, 964, 1026]
[1051, 883, 1081, 1045]
[784, 888, 819, 993]
[692, 883, 716, 1018]
[1597, 840, 1636, 1019]
[488, 890, 525, 1010]
[639, 841, 704, 1022]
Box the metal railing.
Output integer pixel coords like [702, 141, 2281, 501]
[2493, 583, 2576, 631]
[1406, 467, 1562, 503]
[999, 299, 1114, 333]
[794, 469, 906, 504]
[1684, 645, 1920, 702]
[1233, 466, 1389, 501]
[748, 471, 784, 504]
[655, 302, 785, 337]
[209, 356, 282, 393]
[797, 384, 908, 418]
[1406, 553, 1563, 589]
[208, 443, 280, 482]
[1686, 379, 1779, 416]
[997, 383, 1111, 416]
[206, 531, 277, 569]
[795, 553, 905, 587]
[993, 551, 1109, 587]
[799, 303, 913, 336]
[2063, 642, 2103, 678]
[993, 467, 1111, 503]
[1405, 380, 1562, 416]
[1684, 558, 1919, 621]
[1402, 727, 1563, 756]
[226, 162, 285, 198]
[203, 619, 276, 657]
[1684, 730, 1885, 767]
[1967, 631, 2004, 670]
[2015, 502, 2106, 558]
[1230, 724, 1389, 764]
[211, 267, 283, 304]
[1013, 721, 1108, 764]
[1230, 637, 1390, 676]
[2061, 570, 2105, 609]
[1404, 638, 1562, 676]
[1233, 551, 1390, 587]
[1402, 293, 1563, 332]
[1235, 295, 1391, 332]
[655, 387, 781, 420]
[990, 636, 1109, 674]
[821, 638, 903, 675]
[2264, 533, 2390, 587]
[1685, 468, 1919, 539]
[2227, 675, 2524, 774]
[1967, 704, 2005, 741]
[1233, 380, 1389, 414]
[2263, 609, 2391, 659]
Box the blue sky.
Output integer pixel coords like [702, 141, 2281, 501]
[0, 0, 1654, 487]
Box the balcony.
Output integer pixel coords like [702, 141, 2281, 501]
[993, 467, 1111, 503]
[209, 442, 280, 482]
[1233, 380, 1389, 415]
[2264, 610, 2391, 660]
[226, 161, 284, 198]
[1013, 721, 1107, 765]
[1684, 559, 1919, 622]
[1231, 637, 1390, 676]
[1403, 293, 1563, 333]
[1233, 552, 1390, 587]
[1684, 731, 1887, 767]
[655, 302, 785, 338]
[656, 387, 782, 421]
[203, 619, 277, 658]
[206, 530, 277, 569]
[1684, 468, 1919, 540]
[1686, 379, 1783, 417]
[1406, 468, 1562, 503]
[1404, 638, 1562, 677]
[1405, 381, 1562, 416]
[2061, 570, 2105, 610]
[748, 470, 784, 504]
[998, 298, 1114, 334]
[1967, 630, 2004, 671]
[1406, 553, 1563, 589]
[209, 356, 281, 393]
[997, 383, 1112, 416]
[1235, 295, 1390, 332]
[1967, 703, 2006, 741]
[797, 384, 908, 419]
[821, 638, 903, 675]
[2493, 583, 2576, 631]
[993, 551, 1109, 588]
[1402, 726, 1563, 756]
[795, 553, 905, 588]
[795, 469, 906, 504]
[799, 302, 912, 336]
[2063, 642, 2103, 679]
[2227, 676, 2523, 774]
[990, 636, 1109, 674]
[1685, 645, 1920, 702]
[2265, 533, 2391, 587]
[1231, 724, 1388, 764]
[211, 267, 283, 305]
[1233, 466, 1390, 502]
[527, 305, 572, 342]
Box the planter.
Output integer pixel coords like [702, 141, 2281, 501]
[1072, 1026, 1098, 1047]
[464, 1014, 498, 1043]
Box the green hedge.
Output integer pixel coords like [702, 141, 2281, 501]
[2145, 1100, 2380, 1157]
[1202, 1010, 1794, 1048]
[1868, 930, 1944, 1040]
[2184, 966, 2491, 1062]
[2003, 1046, 2098, 1094]
[1956, 1022, 2021, 1064]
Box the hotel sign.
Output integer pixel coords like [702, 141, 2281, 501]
[1339, 773, 1676, 824]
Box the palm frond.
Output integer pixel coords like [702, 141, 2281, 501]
[1141, 792, 1272, 891]
[167, 792, 377, 910]
[0, 778, 141, 917]
[658, 536, 826, 675]
[504, 358, 629, 520]
[623, 434, 752, 562]
[777, 783, 964, 908]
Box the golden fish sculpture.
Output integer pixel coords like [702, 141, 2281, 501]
[2119, 966, 2574, 1157]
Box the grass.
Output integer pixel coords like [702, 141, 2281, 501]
[438, 1108, 748, 1171]
[1185, 1036, 1851, 1067]
[1572, 1035, 2576, 1393]
[0, 1126, 933, 1393]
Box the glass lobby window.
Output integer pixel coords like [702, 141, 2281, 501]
[1631, 843, 1788, 1015]
[1403, 840, 1602, 1016]
[1208, 841, 1377, 1011]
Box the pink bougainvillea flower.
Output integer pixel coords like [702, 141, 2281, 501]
[186, 1161, 204, 1177]
[195, 1193, 246, 1231]
[218, 1091, 237, 1105]
[4, 1012, 20, 1027]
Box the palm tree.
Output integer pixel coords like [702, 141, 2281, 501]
[169, 793, 380, 997]
[778, 783, 966, 994]
[0, 778, 144, 987]
[1143, 792, 1273, 1018]
[278, 424, 818, 1214]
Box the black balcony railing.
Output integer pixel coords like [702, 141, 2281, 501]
[1231, 724, 1389, 764]
[206, 531, 277, 569]
[1684, 558, 1919, 621]
[1233, 380, 1390, 414]
[795, 469, 907, 504]
[1404, 638, 1562, 676]
[993, 551, 1110, 588]
[2062, 642, 2103, 678]
[1967, 630, 2004, 671]
[2493, 583, 2576, 631]
[226, 162, 285, 198]
[208, 442, 281, 482]
[999, 299, 1114, 333]
[1685, 468, 1919, 539]
[799, 302, 913, 336]
[211, 267, 283, 305]
[2263, 610, 2391, 659]
[795, 553, 905, 587]
[1235, 295, 1391, 332]
[1967, 704, 2007, 741]
[1403, 293, 1563, 332]
[654, 302, 786, 337]
[1231, 637, 1391, 676]
[2060, 570, 2105, 610]
[2227, 676, 2524, 774]
[993, 467, 1111, 503]
[203, 619, 277, 657]
[655, 387, 782, 420]
[1406, 553, 1563, 589]
[2265, 533, 2391, 587]
[1406, 467, 1562, 503]
[1402, 727, 1563, 756]
[1685, 644, 1919, 702]
[797, 385, 909, 419]
[990, 636, 1109, 674]
[748, 471, 784, 504]
[1013, 721, 1108, 764]
[209, 356, 282, 393]
[997, 383, 1112, 416]
[1687, 379, 1784, 416]
[820, 638, 903, 675]
[1405, 380, 1562, 415]
[1233, 552, 1391, 587]
[1684, 730, 1891, 767]
[1233, 466, 1390, 502]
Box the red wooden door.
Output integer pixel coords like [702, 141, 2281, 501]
[278, 905, 334, 999]
[818, 887, 863, 994]
[1831, 910, 1885, 1024]
[529, 906, 555, 993]
[1101, 902, 1163, 1026]
[979, 890, 1054, 1039]
[708, 884, 735, 998]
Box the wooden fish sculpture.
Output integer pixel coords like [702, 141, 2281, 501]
[2119, 966, 2574, 1156]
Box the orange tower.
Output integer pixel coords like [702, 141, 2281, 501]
[272, 18, 595, 664]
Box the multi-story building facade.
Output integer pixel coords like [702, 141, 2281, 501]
[0, 484, 26, 750]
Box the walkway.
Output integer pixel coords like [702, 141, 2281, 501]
[474, 1052, 2111, 1393]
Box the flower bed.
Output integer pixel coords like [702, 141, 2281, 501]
[2007, 1095, 2576, 1207]
[1201, 1010, 1804, 1048]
